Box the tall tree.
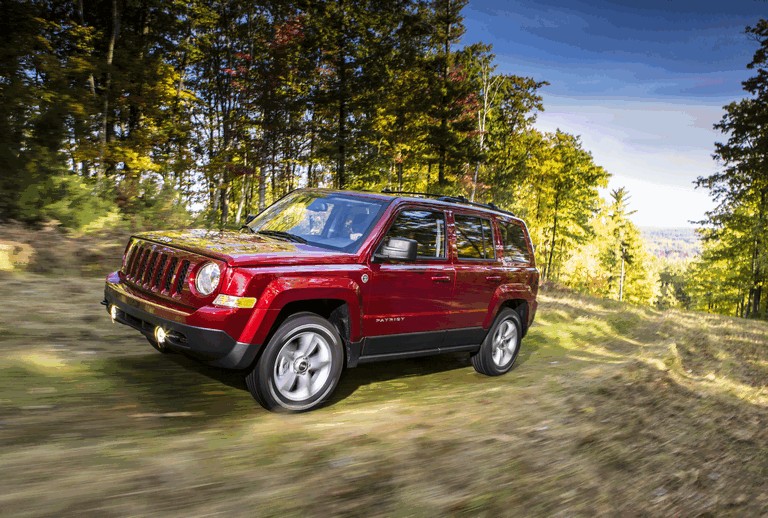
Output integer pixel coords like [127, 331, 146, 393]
[425, 0, 473, 188]
[523, 131, 609, 281]
[696, 19, 768, 318]
[560, 190, 657, 305]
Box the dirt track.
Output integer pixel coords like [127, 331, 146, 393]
[0, 274, 766, 516]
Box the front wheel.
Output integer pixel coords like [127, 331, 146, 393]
[246, 313, 344, 412]
[471, 308, 522, 376]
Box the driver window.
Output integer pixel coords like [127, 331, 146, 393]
[381, 210, 446, 259]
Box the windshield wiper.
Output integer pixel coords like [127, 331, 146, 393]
[256, 230, 307, 244]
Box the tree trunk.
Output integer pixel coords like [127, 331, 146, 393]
[438, 5, 450, 187]
[307, 110, 316, 187]
[471, 162, 480, 201]
[219, 175, 229, 226]
[545, 194, 560, 281]
[76, 0, 97, 98]
[235, 178, 246, 224]
[619, 255, 625, 302]
[258, 164, 266, 212]
[336, 6, 347, 189]
[99, 0, 120, 178]
[747, 189, 766, 318]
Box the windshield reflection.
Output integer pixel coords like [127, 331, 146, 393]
[247, 191, 389, 252]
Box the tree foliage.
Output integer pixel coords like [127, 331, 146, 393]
[1, 0, 695, 311]
[694, 19, 768, 319]
[560, 188, 657, 305]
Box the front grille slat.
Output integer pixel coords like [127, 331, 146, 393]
[164, 257, 178, 292]
[134, 248, 150, 280]
[123, 244, 138, 275]
[153, 254, 168, 289]
[143, 251, 159, 285]
[128, 246, 140, 278]
[175, 260, 190, 294]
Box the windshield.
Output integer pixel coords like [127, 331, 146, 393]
[247, 191, 390, 252]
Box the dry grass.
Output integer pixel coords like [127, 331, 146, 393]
[0, 223, 130, 276]
[0, 273, 766, 517]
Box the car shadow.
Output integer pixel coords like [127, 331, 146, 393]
[328, 340, 539, 405]
[328, 353, 473, 404]
[108, 339, 540, 412]
[164, 352, 250, 392]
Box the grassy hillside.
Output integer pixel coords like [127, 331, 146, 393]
[0, 274, 766, 516]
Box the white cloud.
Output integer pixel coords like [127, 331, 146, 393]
[601, 174, 714, 228]
[534, 95, 720, 227]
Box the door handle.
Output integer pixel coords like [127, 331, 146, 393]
[486, 275, 502, 281]
[431, 275, 452, 283]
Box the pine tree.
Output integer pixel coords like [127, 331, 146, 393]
[696, 19, 768, 318]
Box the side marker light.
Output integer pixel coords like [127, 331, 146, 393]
[212, 294, 257, 309]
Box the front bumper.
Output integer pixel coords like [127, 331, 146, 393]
[104, 283, 259, 370]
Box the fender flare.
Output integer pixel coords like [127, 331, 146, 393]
[484, 284, 535, 330]
[239, 276, 363, 346]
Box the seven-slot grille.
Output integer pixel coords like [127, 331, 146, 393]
[123, 240, 193, 296]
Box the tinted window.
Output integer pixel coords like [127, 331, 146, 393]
[381, 210, 446, 259]
[455, 215, 495, 260]
[501, 222, 531, 263]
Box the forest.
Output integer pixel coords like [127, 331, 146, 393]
[1, 0, 766, 320]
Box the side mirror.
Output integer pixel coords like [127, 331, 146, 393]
[244, 214, 257, 224]
[375, 237, 418, 262]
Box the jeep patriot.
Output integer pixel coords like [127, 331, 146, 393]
[104, 189, 539, 411]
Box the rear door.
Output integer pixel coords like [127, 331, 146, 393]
[498, 218, 537, 291]
[451, 212, 502, 334]
[363, 207, 455, 356]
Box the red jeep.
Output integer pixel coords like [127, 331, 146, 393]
[104, 189, 539, 411]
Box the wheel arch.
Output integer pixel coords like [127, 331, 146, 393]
[240, 280, 362, 367]
[269, 299, 352, 348]
[499, 299, 529, 336]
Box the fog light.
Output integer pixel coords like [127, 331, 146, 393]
[212, 294, 257, 309]
[154, 326, 167, 345]
[109, 305, 118, 323]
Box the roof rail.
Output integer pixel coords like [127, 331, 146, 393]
[381, 189, 516, 217]
[381, 188, 441, 198]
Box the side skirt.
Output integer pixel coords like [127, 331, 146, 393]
[350, 327, 486, 366]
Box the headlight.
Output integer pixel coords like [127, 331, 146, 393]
[195, 262, 221, 296]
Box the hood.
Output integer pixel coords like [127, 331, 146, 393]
[135, 229, 358, 267]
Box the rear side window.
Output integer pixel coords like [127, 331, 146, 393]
[454, 215, 495, 260]
[382, 210, 446, 259]
[501, 222, 531, 263]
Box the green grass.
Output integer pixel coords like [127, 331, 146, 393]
[0, 274, 766, 516]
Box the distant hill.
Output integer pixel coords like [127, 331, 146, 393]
[641, 227, 701, 260]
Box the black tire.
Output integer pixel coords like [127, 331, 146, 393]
[146, 336, 173, 354]
[246, 312, 344, 412]
[471, 308, 522, 376]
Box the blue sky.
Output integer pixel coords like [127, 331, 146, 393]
[462, 0, 766, 227]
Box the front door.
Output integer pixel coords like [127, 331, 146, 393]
[363, 207, 454, 356]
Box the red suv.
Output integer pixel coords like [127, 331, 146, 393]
[104, 189, 539, 411]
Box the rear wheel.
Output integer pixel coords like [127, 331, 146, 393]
[471, 308, 522, 376]
[246, 313, 344, 412]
